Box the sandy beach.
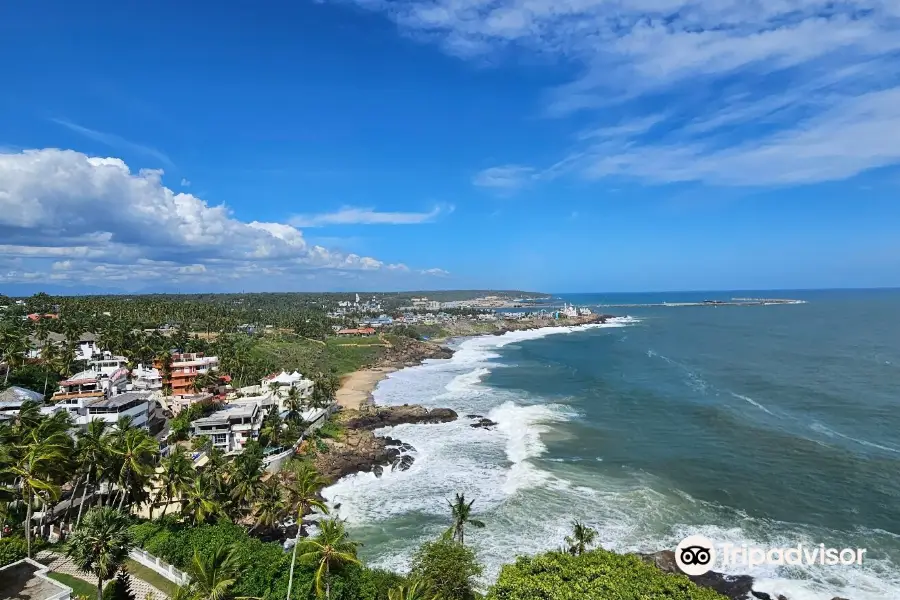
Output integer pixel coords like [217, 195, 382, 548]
[336, 366, 397, 410]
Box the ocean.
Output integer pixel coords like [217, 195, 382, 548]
[324, 289, 900, 600]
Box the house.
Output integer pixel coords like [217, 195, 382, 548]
[0, 559, 72, 600]
[154, 352, 220, 395]
[26, 332, 103, 361]
[168, 392, 215, 415]
[261, 370, 314, 409]
[191, 403, 265, 453]
[0, 386, 45, 417]
[131, 364, 163, 391]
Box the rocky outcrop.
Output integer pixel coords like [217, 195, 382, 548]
[343, 405, 458, 430]
[640, 551, 758, 600]
[313, 429, 400, 482]
[470, 417, 498, 429]
[381, 336, 454, 368]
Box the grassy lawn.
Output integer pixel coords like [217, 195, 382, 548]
[47, 572, 97, 598]
[125, 558, 179, 596]
[250, 334, 385, 377]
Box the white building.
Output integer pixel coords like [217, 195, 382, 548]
[262, 370, 314, 401]
[90, 356, 128, 376]
[45, 367, 152, 428]
[561, 303, 579, 318]
[191, 403, 265, 453]
[131, 365, 163, 391]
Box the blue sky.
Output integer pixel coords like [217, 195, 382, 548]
[1, 0, 899, 294]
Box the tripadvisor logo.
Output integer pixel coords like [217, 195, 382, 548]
[675, 535, 717, 576]
[674, 535, 867, 576]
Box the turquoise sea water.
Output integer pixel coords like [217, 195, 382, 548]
[325, 289, 900, 600]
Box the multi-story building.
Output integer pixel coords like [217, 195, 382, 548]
[131, 365, 163, 391]
[46, 368, 152, 428]
[191, 403, 265, 453]
[154, 352, 220, 396]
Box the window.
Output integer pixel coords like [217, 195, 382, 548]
[213, 434, 227, 445]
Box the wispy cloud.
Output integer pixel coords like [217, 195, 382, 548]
[51, 118, 175, 168]
[290, 204, 452, 227]
[472, 165, 535, 191]
[180, 178, 191, 187]
[337, 0, 900, 187]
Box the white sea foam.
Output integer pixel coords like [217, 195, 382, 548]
[324, 319, 899, 599]
[730, 392, 775, 416]
[810, 422, 900, 454]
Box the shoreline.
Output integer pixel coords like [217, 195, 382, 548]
[334, 313, 616, 410]
[326, 316, 822, 600]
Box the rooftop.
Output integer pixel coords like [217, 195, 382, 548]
[192, 404, 257, 426]
[0, 559, 72, 600]
[0, 386, 44, 406]
[87, 391, 151, 409]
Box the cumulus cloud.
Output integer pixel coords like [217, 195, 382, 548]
[0, 149, 447, 288]
[290, 204, 451, 227]
[336, 0, 900, 186]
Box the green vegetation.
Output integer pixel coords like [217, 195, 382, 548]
[66, 507, 134, 600]
[102, 569, 136, 600]
[410, 538, 483, 600]
[47, 571, 99, 598]
[0, 536, 29, 566]
[486, 549, 727, 600]
[248, 334, 384, 378]
[2, 291, 726, 600]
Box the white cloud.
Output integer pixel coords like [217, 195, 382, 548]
[472, 165, 535, 190]
[51, 119, 175, 169]
[290, 204, 451, 227]
[337, 0, 900, 186]
[0, 148, 447, 288]
[181, 178, 191, 187]
[420, 268, 450, 276]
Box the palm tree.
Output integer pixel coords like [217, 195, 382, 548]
[157, 351, 174, 399]
[565, 520, 597, 556]
[73, 420, 111, 526]
[284, 388, 304, 425]
[2, 419, 73, 556]
[387, 581, 437, 600]
[185, 543, 241, 600]
[284, 464, 329, 600]
[298, 519, 360, 600]
[111, 428, 158, 513]
[0, 325, 28, 386]
[181, 477, 224, 525]
[65, 507, 133, 600]
[153, 450, 194, 520]
[40, 341, 60, 396]
[250, 477, 286, 533]
[446, 493, 485, 546]
[228, 451, 263, 516]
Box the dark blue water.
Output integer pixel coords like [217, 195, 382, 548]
[328, 289, 900, 600]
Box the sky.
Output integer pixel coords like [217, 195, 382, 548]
[1, 0, 899, 294]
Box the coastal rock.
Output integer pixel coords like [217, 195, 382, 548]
[466, 414, 483, 419]
[640, 551, 755, 600]
[470, 417, 498, 429]
[313, 429, 400, 482]
[372, 465, 383, 478]
[383, 436, 402, 447]
[398, 442, 416, 452]
[343, 405, 458, 430]
[392, 455, 415, 471]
